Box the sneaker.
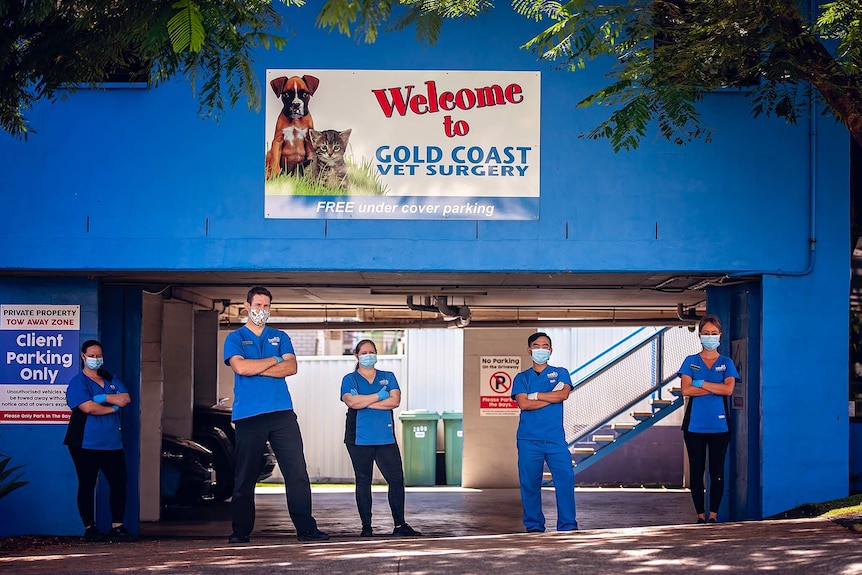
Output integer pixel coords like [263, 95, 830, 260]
[228, 533, 251, 544]
[107, 525, 137, 542]
[695, 518, 706, 524]
[392, 524, 422, 537]
[360, 525, 374, 537]
[297, 529, 330, 542]
[707, 518, 718, 524]
[83, 526, 105, 542]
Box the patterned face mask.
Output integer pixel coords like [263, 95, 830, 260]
[248, 308, 270, 326]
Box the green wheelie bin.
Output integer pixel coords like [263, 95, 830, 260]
[398, 410, 440, 486]
[442, 411, 463, 486]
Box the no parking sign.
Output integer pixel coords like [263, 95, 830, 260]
[479, 356, 520, 416]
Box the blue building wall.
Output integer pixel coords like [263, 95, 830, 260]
[0, 6, 853, 529]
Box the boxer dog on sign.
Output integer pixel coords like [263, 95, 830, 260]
[265, 75, 320, 179]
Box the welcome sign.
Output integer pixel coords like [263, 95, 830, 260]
[264, 70, 541, 220]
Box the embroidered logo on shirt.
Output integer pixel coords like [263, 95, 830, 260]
[379, 379, 390, 387]
[716, 365, 727, 372]
[547, 371, 558, 379]
[268, 336, 280, 346]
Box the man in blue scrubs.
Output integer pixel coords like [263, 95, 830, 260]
[223, 286, 327, 543]
[511, 332, 578, 532]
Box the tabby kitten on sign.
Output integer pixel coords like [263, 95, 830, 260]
[308, 128, 352, 189]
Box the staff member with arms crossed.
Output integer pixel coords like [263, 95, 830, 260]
[223, 286, 328, 544]
[512, 332, 578, 533]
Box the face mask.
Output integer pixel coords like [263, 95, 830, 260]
[248, 308, 270, 326]
[358, 354, 377, 368]
[85, 357, 104, 370]
[531, 349, 551, 364]
[700, 335, 720, 351]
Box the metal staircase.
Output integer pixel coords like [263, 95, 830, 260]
[560, 326, 699, 477]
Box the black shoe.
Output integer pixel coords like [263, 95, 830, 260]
[360, 525, 374, 537]
[297, 529, 330, 542]
[83, 526, 106, 542]
[695, 518, 706, 524]
[107, 525, 137, 542]
[526, 527, 545, 533]
[228, 533, 251, 544]
[392, 524, 422, 537]
[708, 518, 718, 524]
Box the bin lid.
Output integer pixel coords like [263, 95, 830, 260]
[398, 409, 440, 420]
[441, 411, 463, 419]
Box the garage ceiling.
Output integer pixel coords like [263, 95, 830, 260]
[10, 270, 749, 329]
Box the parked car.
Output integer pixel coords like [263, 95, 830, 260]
[193, 404, 276, 502]
[160, 435, 216, 508]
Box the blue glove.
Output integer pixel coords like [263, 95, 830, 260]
[377, 389, 390, 401]
[691, 380, 704, 388]
[350, 388, 358, 396]
[112, 405, 120, 412]
[93, 394, 107, 403]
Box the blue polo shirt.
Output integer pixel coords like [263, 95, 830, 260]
[512, 365, 572, 443]
[678, 353, 740, 433]
[341, 370, 400, 446]
[224, 325, 296, 421]
[65, 372, 128, 450]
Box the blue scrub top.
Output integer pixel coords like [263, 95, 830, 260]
[512, 365, 572, 443]
[65, 371, 128, 450]
[224, 325, 296, 421]
[678, 353, 740, 433]
[341, 369, 400, 446]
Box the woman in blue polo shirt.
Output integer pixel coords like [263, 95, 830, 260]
[679, 315, 740, 524]
[340, 339, 421, 538]
[63, 340, 134, 542]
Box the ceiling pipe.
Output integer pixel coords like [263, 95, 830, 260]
[219, 317, 696, 330]
[677, 303, 701, 322]
[405, 295, 439, 313]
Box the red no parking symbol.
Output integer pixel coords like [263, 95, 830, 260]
[489, 371, 512, 394]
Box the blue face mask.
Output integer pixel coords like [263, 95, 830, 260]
[531, 349, 551, 364]
[358, 354, 377, 368]
[700, 335, 720, 351]
[85, 357, 104, 370]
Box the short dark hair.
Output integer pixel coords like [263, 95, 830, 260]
[528, 332, 552, 346]
[699, 314, 722, 333]
[247, 286, 273, 304]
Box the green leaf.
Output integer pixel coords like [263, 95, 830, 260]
[167, 0, 206, 53]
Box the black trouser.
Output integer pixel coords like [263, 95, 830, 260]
[683, 431, 731, 515]
[346, 442, 406, 527]
[232, 410, 317, 536]
[67, 446, 127, 527]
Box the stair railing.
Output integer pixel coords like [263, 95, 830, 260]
[563, 326, 699, 447]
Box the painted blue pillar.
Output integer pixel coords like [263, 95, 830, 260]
[98, 286, 143, 534]
[704, 281, 762, 521]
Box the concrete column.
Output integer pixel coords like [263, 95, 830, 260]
[139, 293, 163, 522]
[194, 311, 220, 407]
[162, 301, 193, 438]
[462, 328, 535, 488]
